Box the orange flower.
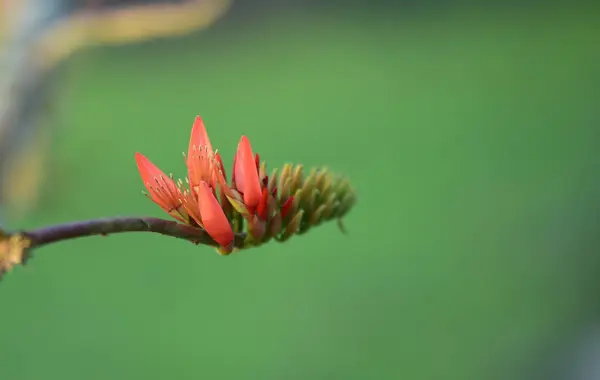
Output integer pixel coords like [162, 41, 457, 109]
[197, 181, 234, 251]
[228, 136, 296, 241]
[134, 152, 187, 223]
[186, 116, 221, 192]
[136, 115, 300, 250]
[232, 136, 262, 212]
[135, 116, 234, 253]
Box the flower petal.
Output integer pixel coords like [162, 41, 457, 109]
[248, 215, 266, 242]
[197, 181, 234, 251]
[256, 188, 269, 221]
[233, 136, 262, 210]
[188, 115, 213, 155]
[187, 116, 215, 189]
[135, 152, 182, 213]
[280, 196, 294, 219]
[215, 152, 227, 182]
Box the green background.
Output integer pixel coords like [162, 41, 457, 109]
[2, 7, 600, 379]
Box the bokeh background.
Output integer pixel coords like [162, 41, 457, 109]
[1, 1, 600, 379]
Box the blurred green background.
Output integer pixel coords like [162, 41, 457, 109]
[2, 5, 600, 380]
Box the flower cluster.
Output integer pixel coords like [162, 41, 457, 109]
[135, 116, 355, 254]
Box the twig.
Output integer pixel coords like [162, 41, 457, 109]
[25, 216, 246, 248]
[0, 217, 246, 279]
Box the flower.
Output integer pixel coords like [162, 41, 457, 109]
[135, 115, 354, 254]
[135, 116, 234, 253]
[224, 135, 296, 242]
[134, 152, 188, 223]
[232, 136, 261, 211]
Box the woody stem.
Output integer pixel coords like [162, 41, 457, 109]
[23, 216, 247, 249]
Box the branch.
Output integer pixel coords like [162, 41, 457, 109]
[0, 217, 246, 279]
[25, 216, 246, 248]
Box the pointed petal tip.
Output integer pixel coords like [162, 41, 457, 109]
[237, 135, 252, 149]
[135, 153, 151, 177]
[192, 115, 205, 128]
[189, 115, 213, 152]
[135, 152, 162, 175]
[134, 153, 158, 174]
